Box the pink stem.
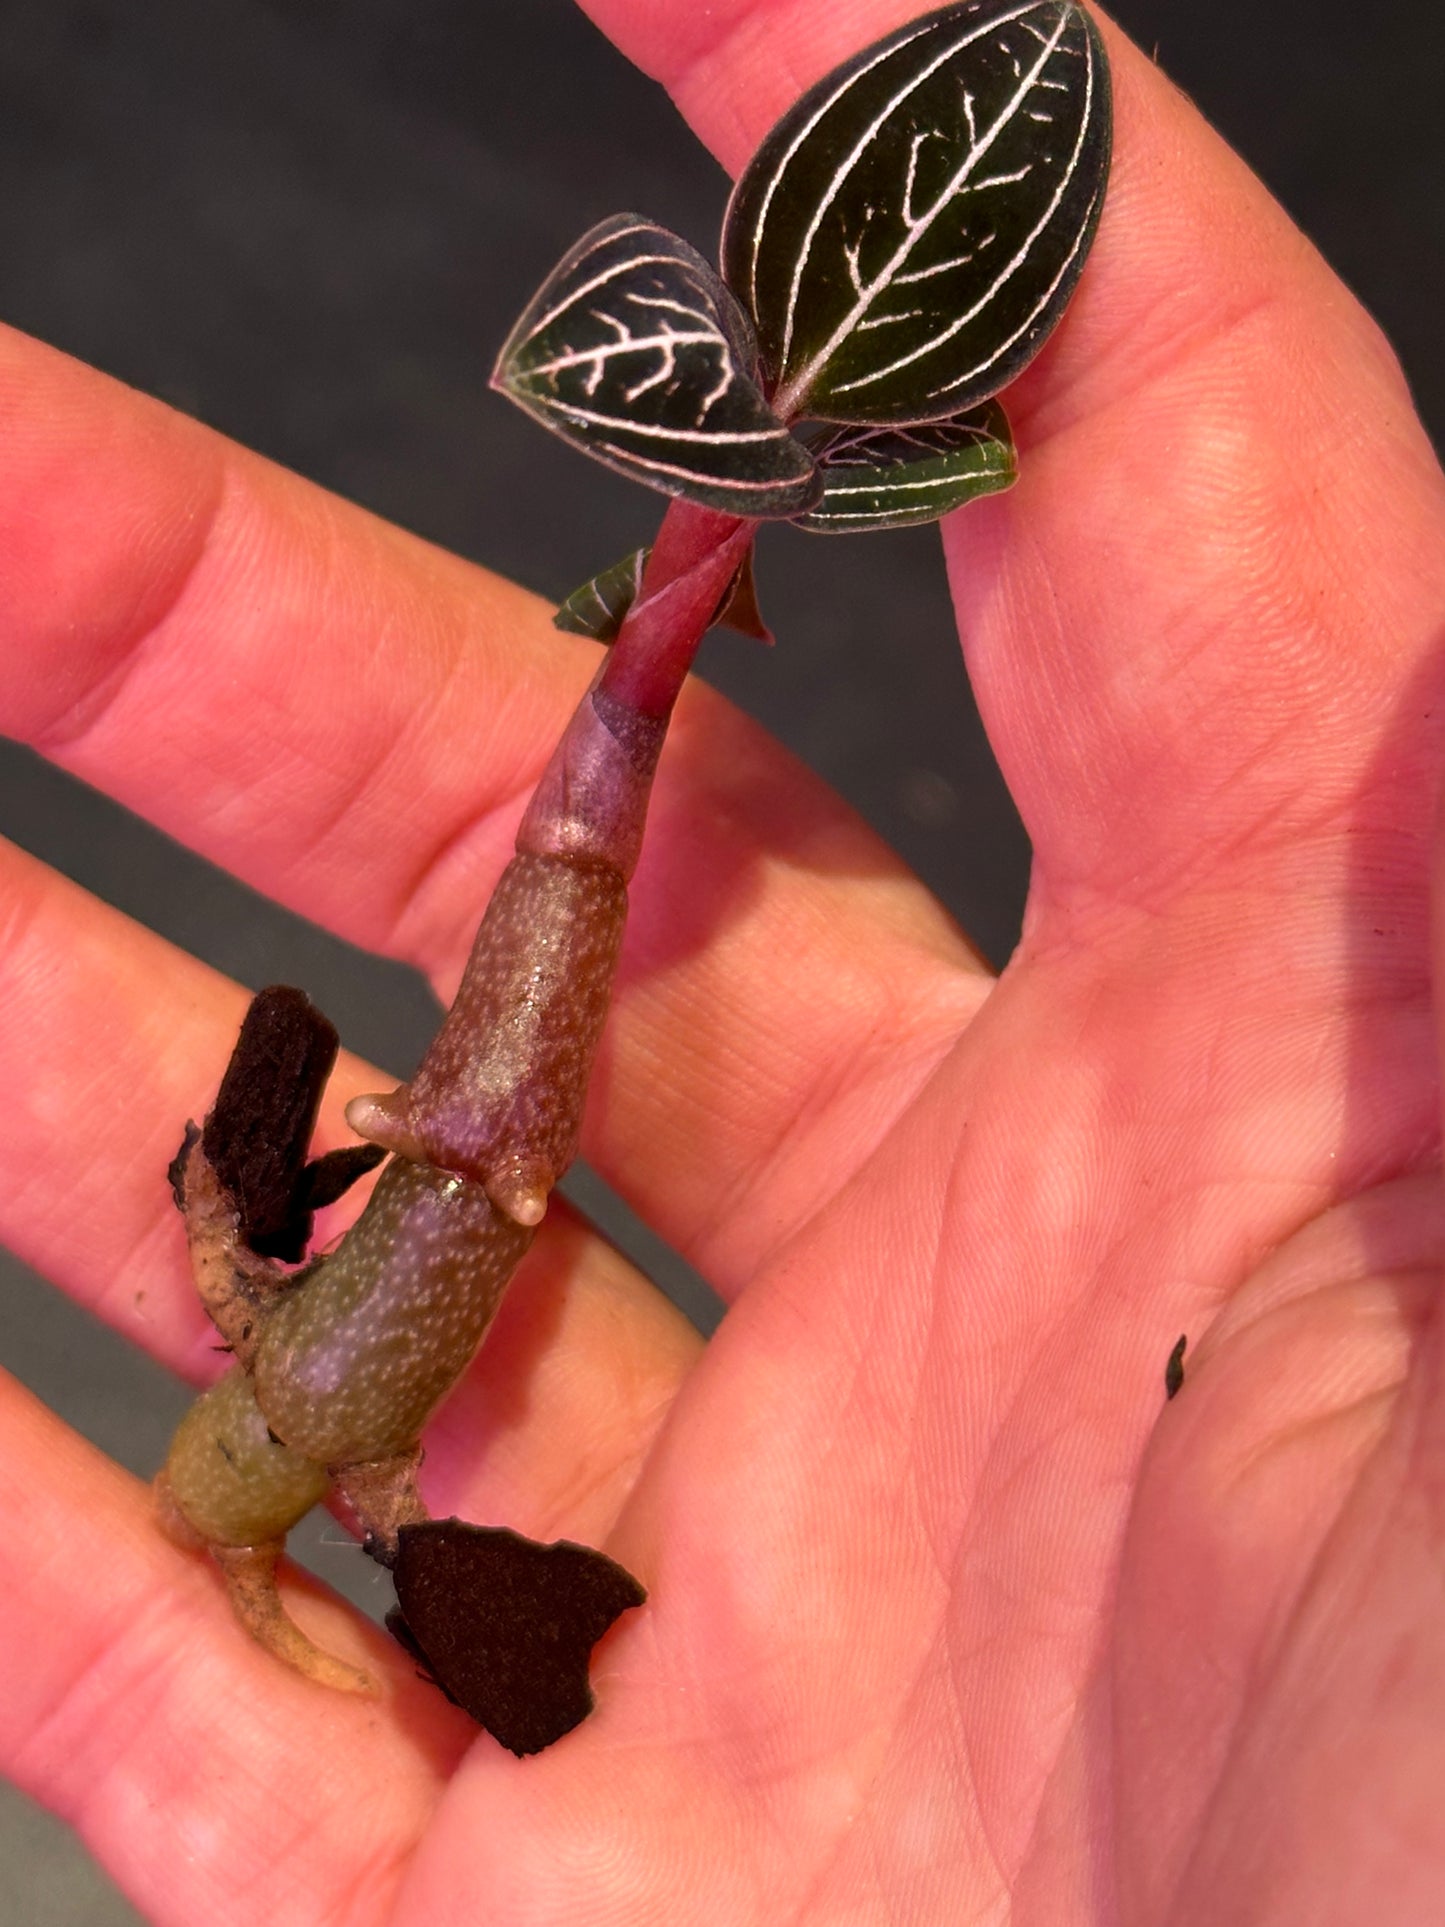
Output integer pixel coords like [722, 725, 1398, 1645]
[597, 498, 748, 718]
[347, 496, 756, 1218]
[516, 498, 750, 879]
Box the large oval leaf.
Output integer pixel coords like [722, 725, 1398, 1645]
[721, 0, 1111, 425]
[493, 214, 820, 516]
[794, 401, 1015, 532]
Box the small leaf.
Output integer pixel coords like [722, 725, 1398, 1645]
[494, 213, 820, 516]
[553, 548, 648, 640]
[721, 0, 1111, 424]
[794, 399, 1015, 532]
[554, 543, 773, 644]
[713, 543, 774, 643]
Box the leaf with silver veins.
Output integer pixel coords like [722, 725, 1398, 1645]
[493, 214, 820, 515]
[721, 0, 1111, 424]
[794, 399, 1015, 532]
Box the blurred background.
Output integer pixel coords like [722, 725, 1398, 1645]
[0, 2, 1440, 1916]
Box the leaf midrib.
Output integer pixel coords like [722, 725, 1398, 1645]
[773, 1, 1072, 419]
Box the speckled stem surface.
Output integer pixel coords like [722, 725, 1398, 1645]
[161, 499, 752, 1696]
[354, 499, 754, 1223]
[400, 854, 627, 1203]
[254, 1156, 535, 1466]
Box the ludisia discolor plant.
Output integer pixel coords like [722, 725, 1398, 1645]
[157, 0, 1112, 1754]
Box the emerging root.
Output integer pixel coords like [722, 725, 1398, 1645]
[331, 1450, 430, 1567]
[213, 1541, 376, 1696]
[484, 1154, 553, 1228]
[344, 1089, 425, 1164]
[173, 1132, 290, 1366]
[346, 1090, 553, 1227]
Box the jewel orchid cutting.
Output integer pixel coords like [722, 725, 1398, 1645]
[156, 0, 1112, 1755]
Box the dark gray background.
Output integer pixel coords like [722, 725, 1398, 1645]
[1, 3, 1440, 1918]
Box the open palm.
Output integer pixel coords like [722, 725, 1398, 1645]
[3, 4, 1444, 1921]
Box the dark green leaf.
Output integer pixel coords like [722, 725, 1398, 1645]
[554, 541, 773, 645]
[722, 0, 1111, 424]
[794, 399, 1015, 531]
[494, 214, 820, 516]
[553, 548, 648, 640]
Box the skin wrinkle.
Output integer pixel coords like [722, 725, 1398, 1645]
[1224, 1384, 1404, 1510]
[909, 1205, 981, 1580]
[657, 0, 781, 92]
[0, 916, 269, 1355]
[309, 608, 563, 961]
[7, 1134, 189, 1344]
[0, 837, 55, 993]
[315, 1845, 413, 1927]
[917, 971, 1402, 1888]
[16, 436, 555, 972]
[172, 1737, 414, 1927]
[387, 761, 539, 989]
[20, 450, 226, 761]
[1023, 273, 1294, 458]
[212, 556, 525, 948]
[664, 0, 929, 167]
[1011, 1661, 1114, 1924]
[12, 1535, 200, 1808]
[783, 1678, 944, 1927]
[721, 1193, 968, 1909]
[949, 1545, 1099, 1912]
[1025, 759, 1413, 962]
[1114, 1228, 1442, 1922]
[908, 1637, 1003, 1923]
[1152, 1453, 1390, 1927]
[684, 982, 969, 1282]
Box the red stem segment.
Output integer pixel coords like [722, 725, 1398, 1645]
[162, 496, 757, 1704]
[516, 498, 749, 879]
[348, 496, 753, 1222]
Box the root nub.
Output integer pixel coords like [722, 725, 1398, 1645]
[213, 1541, 376, 1696]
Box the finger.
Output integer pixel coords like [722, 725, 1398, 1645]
[0, 322, 555, 955]
[0, 831, 384, 1375]
[580, 0, 1445, 918]
[0, 328, 987, 1302]
[0, 1367, 455, 1927]
[421, 1198, 701, 1541]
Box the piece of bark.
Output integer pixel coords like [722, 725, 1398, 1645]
[388, 1519, 646, 1755]
[199, 985, 379, 1261]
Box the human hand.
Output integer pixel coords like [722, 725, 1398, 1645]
[3, 3, 1445, 1922]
